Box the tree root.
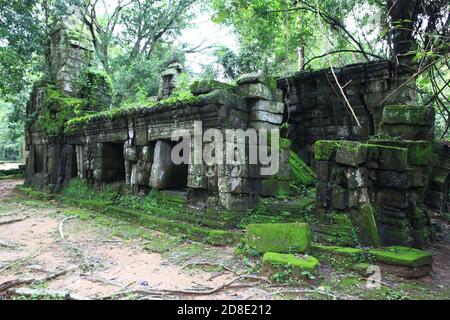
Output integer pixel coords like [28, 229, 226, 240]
[101, 275, 269, 300]
[0, 216, 29, 225]
[7, 287, 90, 300]
[0, 248, 46, 273]
[0, 265, 79, 292]
[59, 216, 79, 240]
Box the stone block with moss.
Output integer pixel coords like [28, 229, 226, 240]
[382, 105, 435, 126]
[245, 223, 311, 253]
[262, 252, 319, 278]
[311, 244, 366, 269]
[371, 145, 409, 170]
[190, 80, 233, 95]
[368, 140, 432, 166]
[369, 246, 433, 268]
[335, 141, 368, 167]
[315, 141, 341, 161]
[260, 178, 290, 197]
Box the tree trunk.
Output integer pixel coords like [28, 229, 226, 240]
[297, 46, 305, 70]
[387, 0, 419, 64]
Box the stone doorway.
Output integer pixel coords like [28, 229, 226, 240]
[102, 142, 126, 183]
[149, 140, 189, 191]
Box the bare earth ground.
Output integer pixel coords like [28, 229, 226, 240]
[0, 179, 449, 300]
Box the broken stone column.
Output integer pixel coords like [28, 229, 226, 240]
[48, 15, 94, 96]
[158, 61, 183, 100]
[234, 72, 290, 198]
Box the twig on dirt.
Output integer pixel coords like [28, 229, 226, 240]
[207, 272, 226, 281]
[0, 216, 29, 225]
[0, 240, 19, 249]
[267, 289, 338, 300]
[149, 275, 268, 296]
[7, 287, 90, 300]
[0, 265, 79, 292]
[81, 275, 123, 287]
[0, 248, 46, 273]
[59, 216, 79, 240]
[181, 261, 236, 274]
[100, 275, 268, 300]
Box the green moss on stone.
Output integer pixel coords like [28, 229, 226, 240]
[369, 246, 433, 268]
[368, 140, 432, 166]
[290, 151, 316, 186]
[315, 141, 341, 161]
[190, 80, 233, 95]
[263, 252, 319, 275]
[382, 105, 432, 126]
[245, 223, 310, 253]
[360, 204, 381, 247]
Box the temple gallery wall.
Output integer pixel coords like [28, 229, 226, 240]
[24, 17, 449, 252]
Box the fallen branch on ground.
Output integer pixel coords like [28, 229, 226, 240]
[7, 287, 90, 300]
[0, 265, 79, 292]
[59, 216, 79, 240]
[0, 249, 46, 273]
[0, 216, 29, 225]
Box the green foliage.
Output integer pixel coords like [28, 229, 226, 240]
[75, 67, 112, 110]
[65, 79, 199, 134]
[37, 87, 85, 136]
[290, 150, 316, 186]
[209, 0, 384, 74]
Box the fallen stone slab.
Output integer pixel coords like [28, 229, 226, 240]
[263, 252, 319, 279]
[368, 246, 433, 268]
[311, 243, 433, 278]
[245, 223, 311, 253]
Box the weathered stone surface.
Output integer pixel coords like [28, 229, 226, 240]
[382, 105, 435, 126]
[249, 111, 283, 124]
[236, 72, 270, 85]
[249, 121, 280, 131]
[234, 83, 278, 101]
[261, 178, 290, 197]
[335, 142, 368, 167]
[315, 141, 341, 161]
[248, 100, 284, 114]
[190, 80, 232, 95]
[369, 246, 433, 268]
[380, 123, 435, 141]
[263, 252, 319, 278]
[150, 140, 179, 189]
[345, 167, 369, 189]
[246, 223, 311, 253]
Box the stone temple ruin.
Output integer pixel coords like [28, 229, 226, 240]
[24, 17, 449, 259]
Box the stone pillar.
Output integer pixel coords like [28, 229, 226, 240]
[234, 72, 290, 198]
[158, 62, 183, 100]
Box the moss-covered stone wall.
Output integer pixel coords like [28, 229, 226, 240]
[277, 61, 417, 164]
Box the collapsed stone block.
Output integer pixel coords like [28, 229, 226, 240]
[245, 223, 311, 253]
[382, 105, 435, 126]
[190, 80, 232, 95]
[263, 252, 319, 278]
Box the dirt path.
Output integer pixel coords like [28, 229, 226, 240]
[1, 179, 449, 300]
[0, 180, 259, 300]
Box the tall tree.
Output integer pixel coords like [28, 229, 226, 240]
[77, 0, 196, 73]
